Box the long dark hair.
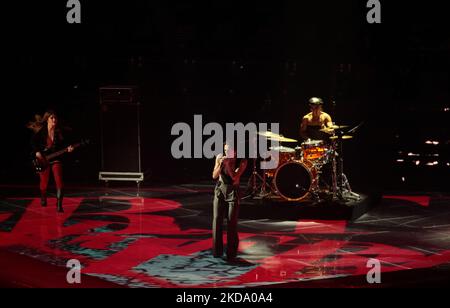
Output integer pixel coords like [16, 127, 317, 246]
[26, 110, 63, 139]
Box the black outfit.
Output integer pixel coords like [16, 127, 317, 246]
[31, 128, 67, 158]
[212, 159, 244, 260]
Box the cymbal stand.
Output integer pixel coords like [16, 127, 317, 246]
[331, 145, 338, 198]
[245, 158, 271, 199]
[332, 130, 360, 201]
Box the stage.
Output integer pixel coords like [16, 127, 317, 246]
[1, 183, 450, 288]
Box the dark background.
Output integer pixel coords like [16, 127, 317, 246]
[2, 0, 449, 193]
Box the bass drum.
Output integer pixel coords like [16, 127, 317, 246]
[264, 147, 296, 178]
[273, 160, 317, 202]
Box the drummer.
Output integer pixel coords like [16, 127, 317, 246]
[300, 97, 334, 141]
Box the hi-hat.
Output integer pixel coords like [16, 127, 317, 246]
[330, 135, 353, 140]
[321, 125, 349, 131]
[330, 125, 349, 129]
[319, 127, 335, 134]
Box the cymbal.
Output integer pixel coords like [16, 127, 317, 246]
[319, 127, 335, 134]
[258, 131, 282, 138]
[258, 131, 298, 142]
[328, 125, 349, 130]
[267, 136, 298, 143]
[269, 146, 295, 153]
[330, 135, 353, 140]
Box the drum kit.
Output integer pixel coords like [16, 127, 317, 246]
[247, 125, 361, 203]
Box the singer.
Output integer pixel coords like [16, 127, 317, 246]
[211, 142, 248, 261]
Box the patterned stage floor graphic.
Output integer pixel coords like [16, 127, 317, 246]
[1, 186, 450, 287]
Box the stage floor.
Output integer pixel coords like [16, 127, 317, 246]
[1, 183, 450, 288]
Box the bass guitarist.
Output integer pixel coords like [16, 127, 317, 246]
[28, 110, 73, 212]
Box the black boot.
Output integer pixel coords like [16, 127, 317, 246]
[40, 191, 47, 207]
[56, 189, 64, 213]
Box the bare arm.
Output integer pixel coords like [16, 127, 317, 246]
[300, 117, 308, 139]
[324, 114, 333, 128]
[212, 154, 224, 180]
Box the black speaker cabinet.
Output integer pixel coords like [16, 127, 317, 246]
[99, 86, 143, 185]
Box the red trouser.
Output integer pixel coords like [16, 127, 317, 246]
[39, 162, 63, 192]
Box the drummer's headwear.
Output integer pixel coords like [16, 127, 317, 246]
[308, 97, 324, 106]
